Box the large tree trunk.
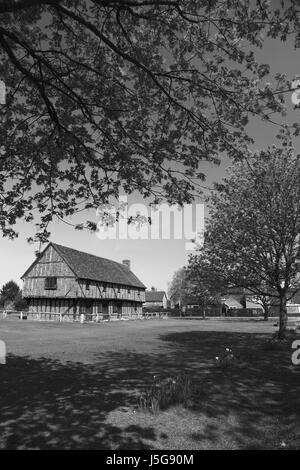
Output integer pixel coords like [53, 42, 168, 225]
[278, 294, 288, 339]
[263, 304, 269, 321]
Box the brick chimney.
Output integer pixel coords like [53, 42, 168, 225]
[122, 259, 131, 270]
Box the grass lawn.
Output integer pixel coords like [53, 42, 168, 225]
[0, 318, 299, 450]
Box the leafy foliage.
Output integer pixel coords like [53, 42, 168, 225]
[188, 143, 300, 338]
[187, 247, 224, 310]
[167, 267, 189, 306]
[13, 291, 28, 311]
[0, 280, 20, 305]
[0, 281, 28, 310]
[138, 374, 199, 413]
[0, 0, 297, 241]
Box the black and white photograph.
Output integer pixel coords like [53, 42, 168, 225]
[0, 0, 300, 453]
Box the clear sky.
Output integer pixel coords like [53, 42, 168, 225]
[1, 27, 300, 294]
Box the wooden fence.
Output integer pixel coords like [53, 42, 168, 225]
[3, 307, 291, 322]
[0, 309, 166, 322]
[0, 309, 26, 319]
[143, 307, 262, 317]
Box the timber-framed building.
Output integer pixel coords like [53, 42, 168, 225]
[22, 243, 146, 320]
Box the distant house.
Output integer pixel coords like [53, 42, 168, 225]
[169, 295, 202, 310]
[244, 288, 300, 316]
[144, 290, 168, 309]
[222, 286, 267, 313]
[244, 297, 264, 312]
[180, 295, 222, 316]
[270, 290, 300, 316]
[22, 243, 146, 320]
[182, 295, 200, 309]
[222, 295, 244, 311]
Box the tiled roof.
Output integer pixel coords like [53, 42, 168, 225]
[222, 295, 243, 309]
[145, 291, 166, 302]
[245, 300, 264, 310]
[48, 243, 146, 289]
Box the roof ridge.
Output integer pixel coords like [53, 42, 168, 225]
[51, 242, 131, 270]
[50, 242, 146, 289]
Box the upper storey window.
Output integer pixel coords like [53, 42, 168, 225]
[45, 277, 57, 290]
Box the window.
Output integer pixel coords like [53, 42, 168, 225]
[86, 281, 90, 291]
[103, 283, 107, 293]
[117, 286, 121, 293]
[45, 277, 57, 290]
[97, 302, 103, 313]
[128, 287, 131, 294]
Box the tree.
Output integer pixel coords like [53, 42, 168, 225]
[168, 267, 189, 308]
[0, 0, 297, 241]
[189, 144, 300, 339]
[13, 291, 28, 311]
[188, 247, 226, 317]
[247, 289, 272, 321]
[0, 280, 20, 306]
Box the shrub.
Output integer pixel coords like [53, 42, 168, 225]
[138, 374, 199, 413]
[13, 294, 28, 311]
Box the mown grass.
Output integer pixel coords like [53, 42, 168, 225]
[0, 318, 299, 449]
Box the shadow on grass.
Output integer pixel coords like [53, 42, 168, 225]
[0, 355, 157, 450]
[159, 330, 300, 449]
[0, 329, 299, 449]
